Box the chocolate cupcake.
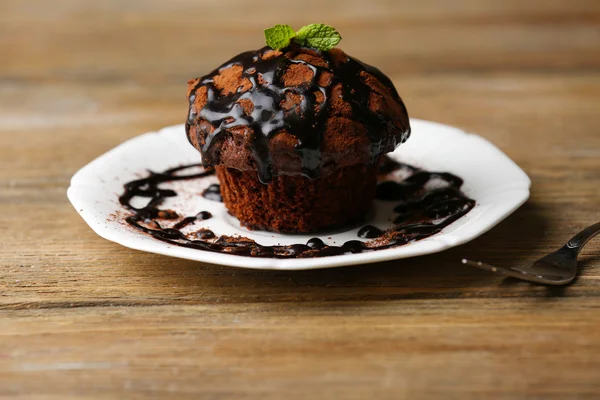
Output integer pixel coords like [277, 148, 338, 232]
[186, 24, 410, 233]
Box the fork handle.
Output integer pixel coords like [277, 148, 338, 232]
[565, 222, 600, 255]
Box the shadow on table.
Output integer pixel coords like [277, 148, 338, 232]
[145, 201, 565, 302]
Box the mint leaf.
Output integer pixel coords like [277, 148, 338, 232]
[264, 24, 296, 50]
[295, 24, 341, 51]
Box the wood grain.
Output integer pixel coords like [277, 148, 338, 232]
[1, 0, 600, 398]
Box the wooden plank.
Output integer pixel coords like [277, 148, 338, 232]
[1, 300, 600, 399]
[1, 0, 600, 78]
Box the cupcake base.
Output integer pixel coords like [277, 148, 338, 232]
[215, 163, 378, 233]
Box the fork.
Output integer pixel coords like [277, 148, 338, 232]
[462, 222, 600, 285]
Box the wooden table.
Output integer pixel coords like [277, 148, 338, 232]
[2, 0, 600, 398]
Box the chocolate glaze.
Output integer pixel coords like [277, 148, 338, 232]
[119, 158, 475, 258]
[186, 45, 410, 183]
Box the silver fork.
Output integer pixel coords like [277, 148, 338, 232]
[462, 222, 600, 285]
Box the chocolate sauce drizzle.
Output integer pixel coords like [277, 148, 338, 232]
[186, 45, 410, 183]
[118, 158, 475, 259]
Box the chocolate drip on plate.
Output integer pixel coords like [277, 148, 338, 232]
[119, 157, 475, 258]
[358, 225, 384, 239]
[202, 184, 222, 202]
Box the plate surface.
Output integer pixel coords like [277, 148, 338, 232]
[67, 119, 530, 270]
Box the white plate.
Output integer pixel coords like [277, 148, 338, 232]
[67, 119, 530, 270]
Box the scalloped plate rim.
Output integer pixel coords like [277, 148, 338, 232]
[67, 118, 531, 270]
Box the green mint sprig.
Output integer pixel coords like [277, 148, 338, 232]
[264, 23, 342, 51]
[264, 24, 296, 50]
[295, 24, 341, 50]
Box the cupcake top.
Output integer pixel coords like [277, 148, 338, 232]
[186, 28, 410, 183]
